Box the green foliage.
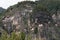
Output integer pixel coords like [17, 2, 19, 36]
[33, 4, 47, 13]
[20, 32, 26, 40]
[10, 32, 16, 40]
[0, 32, 26, 40]
[27, 35, 32, 40]
[37, 0, 60, 15]
[0, 31, 9, 40]
[34, 27, 38, 34]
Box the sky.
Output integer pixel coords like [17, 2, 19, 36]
[0, 0, 35, 9]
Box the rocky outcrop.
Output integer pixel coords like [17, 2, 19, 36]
[2, 1, 36, 34]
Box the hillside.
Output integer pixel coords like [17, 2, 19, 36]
[0, 1, 60, 40]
